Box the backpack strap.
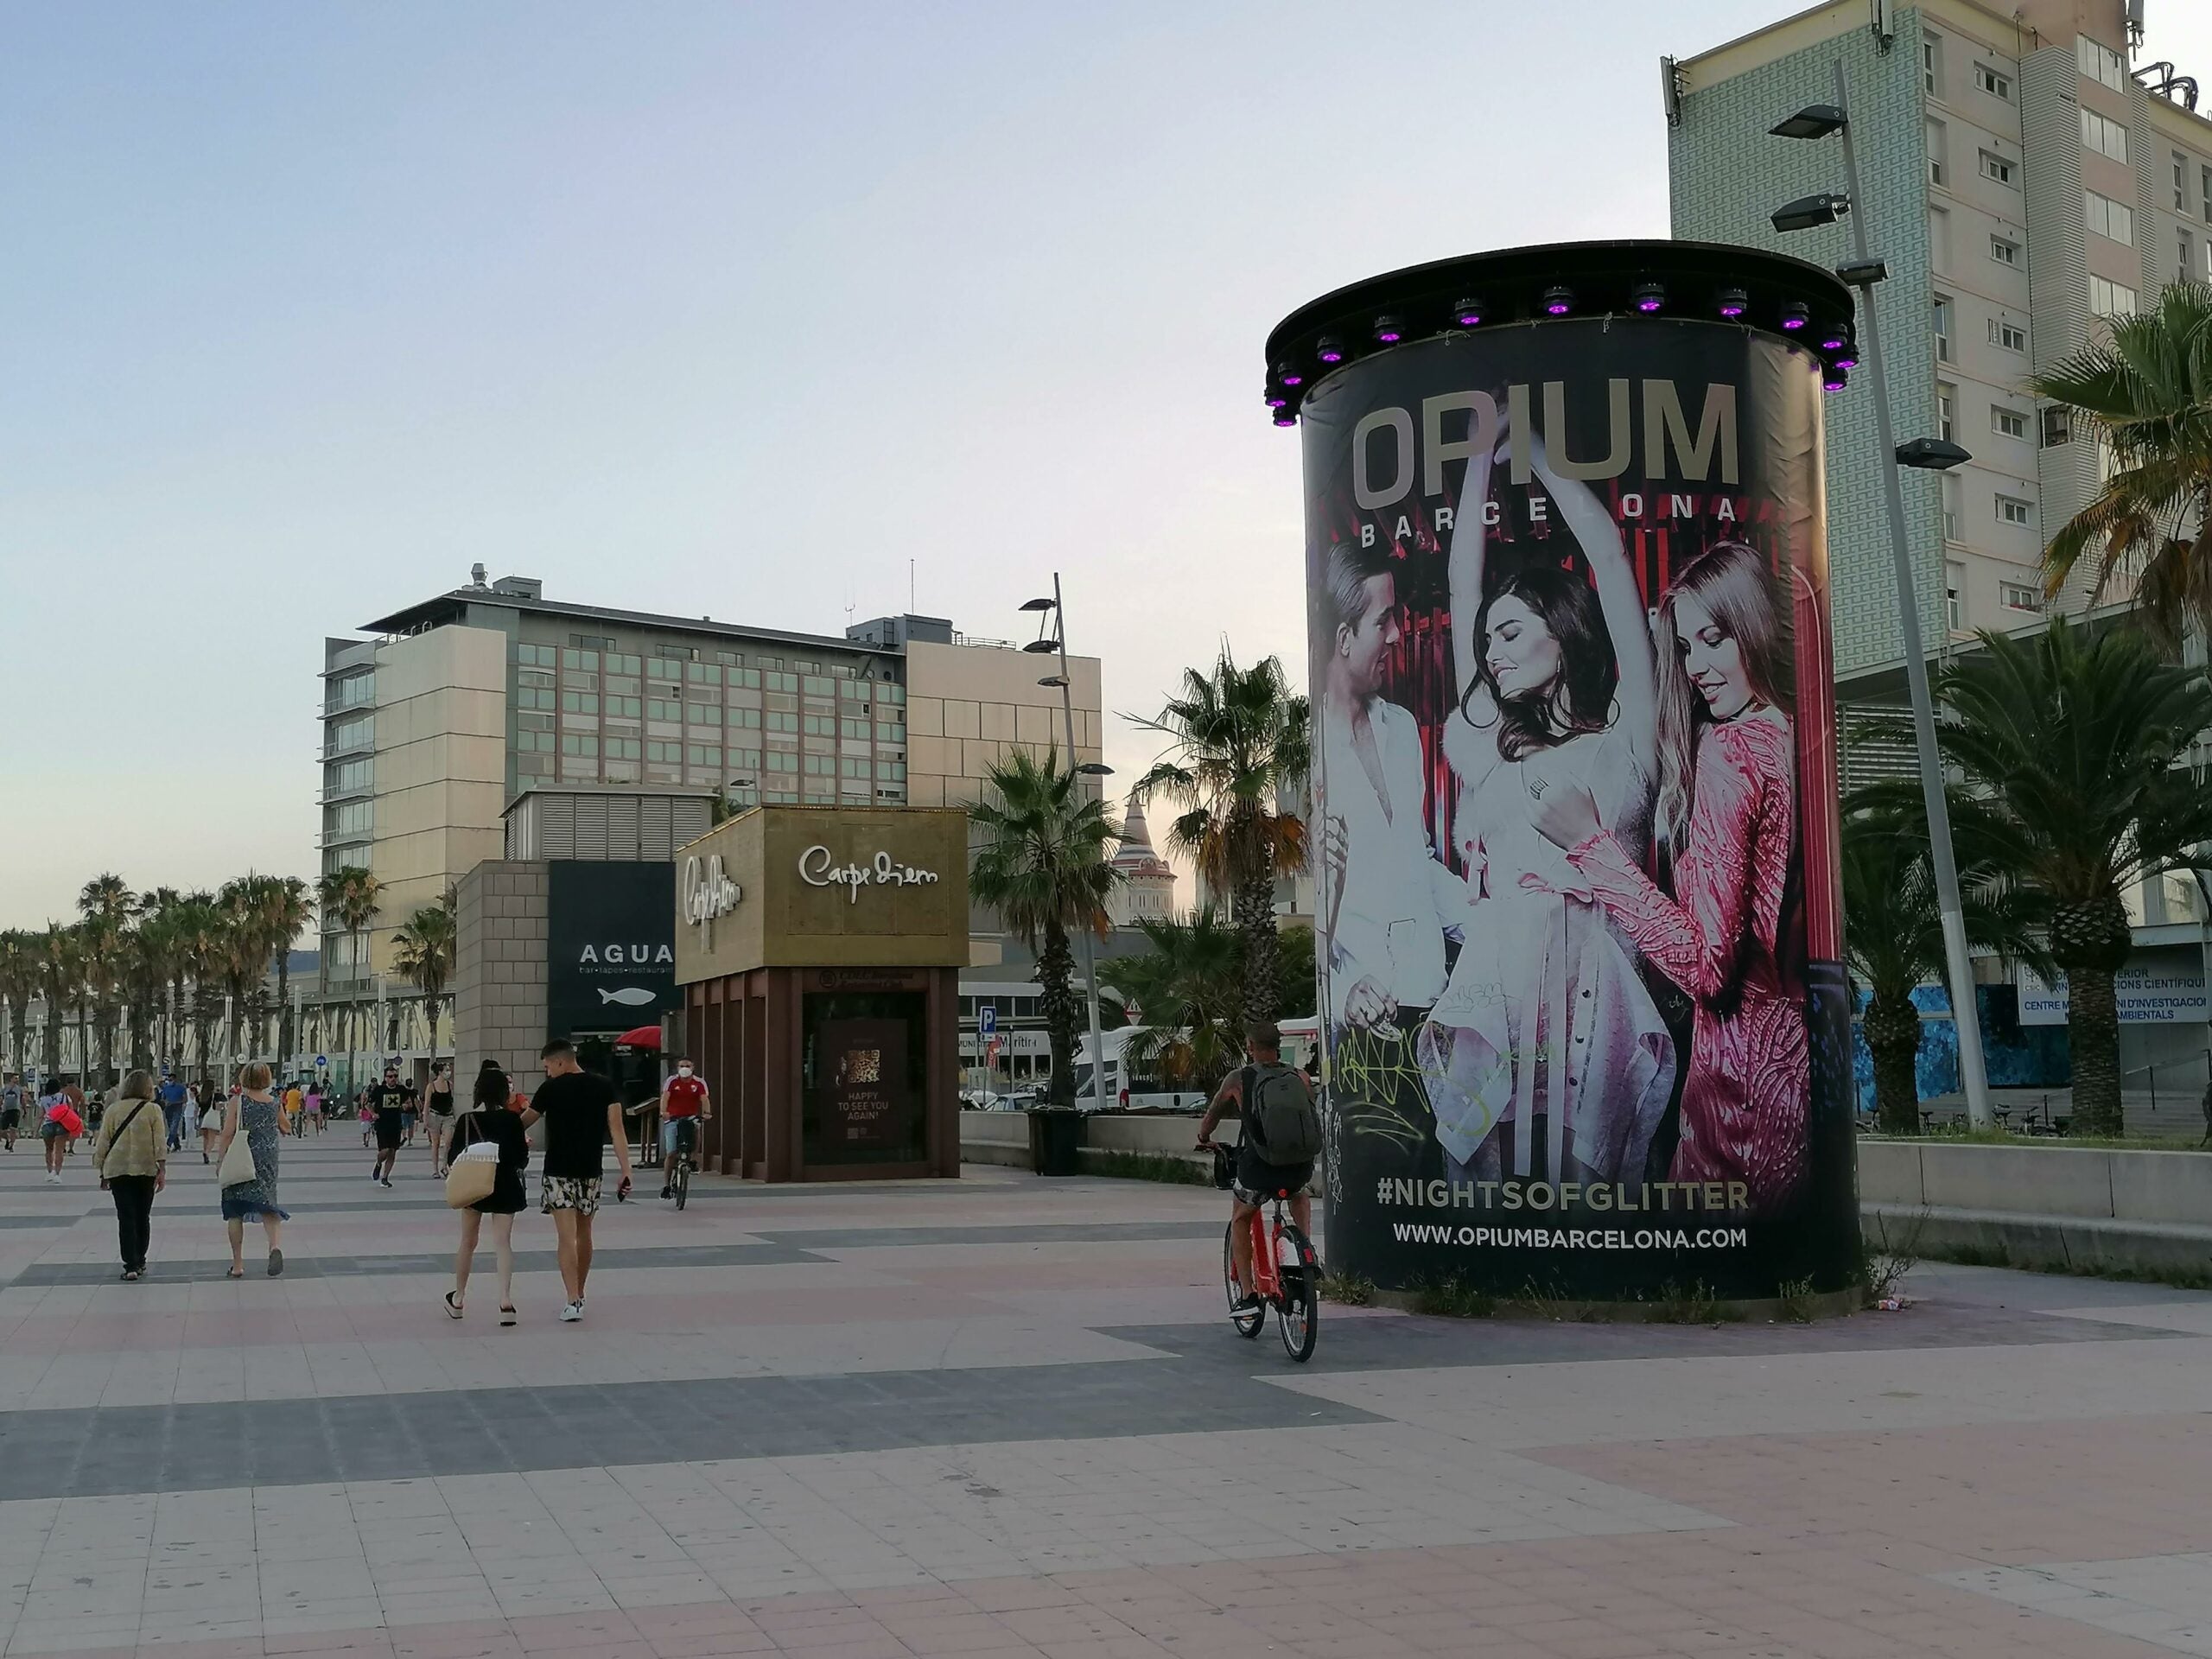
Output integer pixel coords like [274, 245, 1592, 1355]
[1239, 1065, 1262, 1152]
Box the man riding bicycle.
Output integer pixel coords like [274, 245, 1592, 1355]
[658, 1058, 711, 1201]
[1196, 1022, 1319, 1317]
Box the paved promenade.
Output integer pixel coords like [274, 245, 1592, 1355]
[3, 1129, 2211, 1658]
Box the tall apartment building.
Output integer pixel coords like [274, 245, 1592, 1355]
[1672, 0, 2212, 1088]
[1668, 0, 2212, 709]
[320, 574, 1101, 989]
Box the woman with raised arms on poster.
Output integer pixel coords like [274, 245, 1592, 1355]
[1534, 541, 1808, 1211]
[1421, 420, 1676, 1188]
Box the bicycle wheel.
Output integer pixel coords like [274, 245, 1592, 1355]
[1275, 1223, 1319, 1363]
[673, 1154, 690, 1211]
[1224, 1223, 1264, 1338]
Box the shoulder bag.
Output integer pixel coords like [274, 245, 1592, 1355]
[96, 1096, 153, 1185]
[217, 1102, 259, 1189]
[445, 1114, 500, 1208]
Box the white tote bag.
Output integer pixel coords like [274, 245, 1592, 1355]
[217, 1127, 258, 1189]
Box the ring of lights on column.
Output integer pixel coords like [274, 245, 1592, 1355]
[1274, 240, 1860, 1299]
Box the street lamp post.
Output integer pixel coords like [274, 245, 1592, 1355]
[1772, 64, 1993, 1128]
[1022, 575, 1114, 1115]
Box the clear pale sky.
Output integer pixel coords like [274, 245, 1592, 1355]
[6, 2, 2209, 930]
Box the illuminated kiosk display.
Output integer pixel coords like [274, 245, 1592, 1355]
[1269, 242, 1859, 1299]
[672, 806, 969, 1182]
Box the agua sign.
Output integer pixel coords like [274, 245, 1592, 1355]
[681, 854, 741, 928]
[798, 845, 942, 903]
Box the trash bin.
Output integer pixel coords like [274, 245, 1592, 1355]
[1027, 1109, 1084, 1177]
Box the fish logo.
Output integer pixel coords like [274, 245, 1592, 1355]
[597, 987, 658, 1007]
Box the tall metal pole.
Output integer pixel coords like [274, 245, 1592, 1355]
[1834, 59, 1993, 1127]
[1050, 572, 1111, 1115]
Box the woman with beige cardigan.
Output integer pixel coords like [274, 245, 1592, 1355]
[92, 1070, 168, 1281]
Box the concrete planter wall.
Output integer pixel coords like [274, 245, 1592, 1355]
[963, 1116, 2210, 1281]
[959, 1110, 1234, 1175]
[1860, 1140, 2212, 1278]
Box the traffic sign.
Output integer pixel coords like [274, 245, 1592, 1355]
[314, 1054, 328, 1069]
[979, 1005, 997, 1038]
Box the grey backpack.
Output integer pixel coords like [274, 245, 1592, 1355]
[1243, 1063, 1321, 1163]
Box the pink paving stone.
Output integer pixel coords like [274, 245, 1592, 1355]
[634, 1630, 775, 1659]
[502, 1614, 641, 1652]
[260, 1632, 399, 1657]
[1535, 1411, 2212, 1571]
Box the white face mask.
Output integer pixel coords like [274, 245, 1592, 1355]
[677, 1066, 693, 1078]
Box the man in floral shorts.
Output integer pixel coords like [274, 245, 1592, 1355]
[520, 1039, 633, 1323]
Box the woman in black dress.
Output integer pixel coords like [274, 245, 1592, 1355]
[446, 1063, 529, 1325]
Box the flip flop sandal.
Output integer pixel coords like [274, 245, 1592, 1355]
[268, 1249, 284, 1277]
[444, 1291, 464, 1319]
[226, 1266, 245, 1279]
[499, 1306, 516, 1326]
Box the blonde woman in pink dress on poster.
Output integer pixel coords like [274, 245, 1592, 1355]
[1534, 541, 1809, 1212]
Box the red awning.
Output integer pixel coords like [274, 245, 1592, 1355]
[614, 1025, 662, 1050]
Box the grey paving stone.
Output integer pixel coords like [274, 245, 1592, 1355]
[0, 1361, 1385, 1501]
[9, 1241, 825, 1287]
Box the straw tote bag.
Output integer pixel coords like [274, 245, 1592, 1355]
[445, 1116, 500, 1208]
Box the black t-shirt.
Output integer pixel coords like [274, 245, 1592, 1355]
[367, 1083, 410, 1122]
[534, 1070, 618, 1180]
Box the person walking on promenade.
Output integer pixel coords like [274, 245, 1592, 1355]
[156, 1071, 189, 1153]
[40, 1087, 82, 1183]
[424, 1061, 455, 1176]
[282, 1077, 304, 1137]
[197, 1083, 225, 1163]
[521, 1039, 632, 1323]
[92, 1070, 166, 1281]
[366, 1064, 409, 1186]
[446, 1063, 530, 1325]
[216, 1063, 290, 1278]
[1, 1073, 22, 1151]
[304, 1080, 324, 1134]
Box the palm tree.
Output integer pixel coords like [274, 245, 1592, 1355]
[75, 875, 137, 1087]
[163, 893, 223, 1084]
[316, 868, 382, 1079]
[1130, 649, 1310, 1027]
[1107, 911, 1246, 1096]
[0, 931, 35, 1080]
[1840, 802, 2048, 1135]
[2031, 282, 2212, 645]
[969, 748, 1122, 1107]
[248, 875, 314, 1067]
[1918, 620, 2212, 1135]
[391, 894, 457, 1075]
[35, 923, 77, 1078]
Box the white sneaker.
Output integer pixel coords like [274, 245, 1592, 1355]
[559, 1300, 583, 1323]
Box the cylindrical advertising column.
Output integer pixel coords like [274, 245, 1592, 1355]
[1271, 243, 1859, 1300]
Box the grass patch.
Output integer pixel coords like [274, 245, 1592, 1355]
[1858, 1207, 1928, 1303]
[1408, 1274, 1497, 1319]
[1651, 1279, 1744, 1325]
[1320, 1269, 1375, 1306]
[1079, 1150, 1210, 1186]
[1775, 1276, 1820, 1324]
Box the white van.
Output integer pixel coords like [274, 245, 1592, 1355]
[1071, 1020, 1320, 1113]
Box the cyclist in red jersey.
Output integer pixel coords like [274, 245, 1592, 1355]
[658, 1059, 710, 1200]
